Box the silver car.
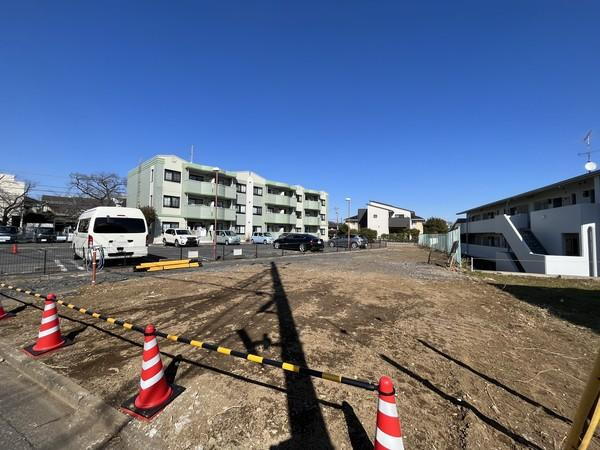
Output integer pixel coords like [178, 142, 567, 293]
[328, 235, 367, 249]
[216, 230, 241, 245]
[251, 232, 274, 244]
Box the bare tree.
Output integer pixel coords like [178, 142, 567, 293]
[0, 175, 33, 225]
[69, 172, 126, 206]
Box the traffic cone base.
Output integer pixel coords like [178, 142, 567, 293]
[0, 310, 15, 321]
[120, 384, 185, 422]
[22, 336, 74, 358]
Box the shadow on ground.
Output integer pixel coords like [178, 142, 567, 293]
[380, 353, 544, 450]
[489, 283, 600, 333]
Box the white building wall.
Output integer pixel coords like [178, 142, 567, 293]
[367, 204, 390, 236]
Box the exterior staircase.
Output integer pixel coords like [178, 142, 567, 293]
[519, 229, 547, 255]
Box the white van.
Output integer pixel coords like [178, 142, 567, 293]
[72, 207, 148, 260]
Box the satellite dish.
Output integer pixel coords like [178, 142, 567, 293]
[585, 161, 597, 172]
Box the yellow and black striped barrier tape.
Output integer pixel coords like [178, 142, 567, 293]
[0, 282, 376, 391]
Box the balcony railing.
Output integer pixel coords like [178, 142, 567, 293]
[303, 216, 320, 226]
[265, 212, 297, 225]
[304, 200, 321, 210]
[183, 204, 236, 221]
[265, 193, 297, 208]
[183, 179, 237, 199]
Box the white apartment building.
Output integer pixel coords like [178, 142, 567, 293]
[458, 171, 600, 277]
[127, 155, 329, 242]
[346, 200, 424, 236]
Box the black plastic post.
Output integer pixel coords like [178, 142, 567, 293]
[222, 245, 225, 260]
[255, 244, 258, 258]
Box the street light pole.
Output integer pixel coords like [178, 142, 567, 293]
[213, 168, 220, 260]
[345, 197, 351, 249]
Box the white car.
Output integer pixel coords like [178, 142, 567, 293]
[163, 228, 198, 247]
[251, 232, 274, 244]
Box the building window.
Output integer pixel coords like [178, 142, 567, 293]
[373, 214, 378, 218]
[320, 214, 326, 221]
[236, 204, 246, 214]
[164, 169, 181, 183]
[253, 186, 263, 196]
[296, 195, 302, 202]
[253, 226, 262, 233]
[163, 195, 180, 208]
[150, 168, 154, 182]
[253, 206, 262, 215]
[295, 227, 302, 232]
[296, 211, 302, 219]
[235, 225, 245, 234]
[189, 173, 205, 182]
[188, 197, 207, 206]
[571, 193, 577, 205]
[237, 183, 246, 193]
[321, 199, 326, 207]
[320, 228, 326, 236]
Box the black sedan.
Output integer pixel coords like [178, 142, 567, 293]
[273, 233, 324, 252]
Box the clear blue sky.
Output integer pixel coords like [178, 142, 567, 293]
[1, 1, 599, 221]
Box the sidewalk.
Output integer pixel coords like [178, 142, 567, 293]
[0, 344, 152, 449]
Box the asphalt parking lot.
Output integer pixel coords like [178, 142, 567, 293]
[0, 241, 387, 276]
[148, 241, 383, 261]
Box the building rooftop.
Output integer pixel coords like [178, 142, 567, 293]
[457, 170, 600, 214]
[368, 200, 415, 213]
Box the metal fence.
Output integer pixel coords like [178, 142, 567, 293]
[418, 228, 461, 265]
[0, 245, 75, 275]
[0, 240, 390, 276]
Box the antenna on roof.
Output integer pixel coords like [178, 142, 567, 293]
[577, 130, 599, 173]
[190, 144, 194, 163]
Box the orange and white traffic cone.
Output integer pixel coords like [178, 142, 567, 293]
[121, 324, 184, 421]
[23, 294, 73, 357]
[11, 243, 18, 254]
[0, 297, 15, 321]
[374, 376, 405, 450]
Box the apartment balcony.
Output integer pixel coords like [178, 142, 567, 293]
[304, 200, 321, 210]
[303, 216, 320, 226]
[265, 212, 296, 225]
[183, 204, 236, 222]
[183, 179, 237, 200]
[265, 193, 297, 208]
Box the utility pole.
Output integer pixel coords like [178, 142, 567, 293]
[334, 207, 339, 228]
[213, 167, 220, 260]
[345, 198, 351, 249]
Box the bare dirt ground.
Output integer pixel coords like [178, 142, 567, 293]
[0, 246, 598, 449]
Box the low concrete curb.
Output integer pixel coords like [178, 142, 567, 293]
[0, 341, 147, 449]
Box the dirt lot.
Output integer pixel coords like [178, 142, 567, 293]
[0, 246, 598, 449]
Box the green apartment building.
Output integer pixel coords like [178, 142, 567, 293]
[127, 155, 328, 242]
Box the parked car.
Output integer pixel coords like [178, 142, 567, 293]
[163, 228, 198, 247]
[251, 232, 274, 244]
[328, 235, 367, 249]
[273, 233, 324, 252]
[56, 232, 73, 243]
[216, 230, 241, 245]
[0, 226, 18, 244]
[73, 207, 148, 260]
[34, 228, 57, 243]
